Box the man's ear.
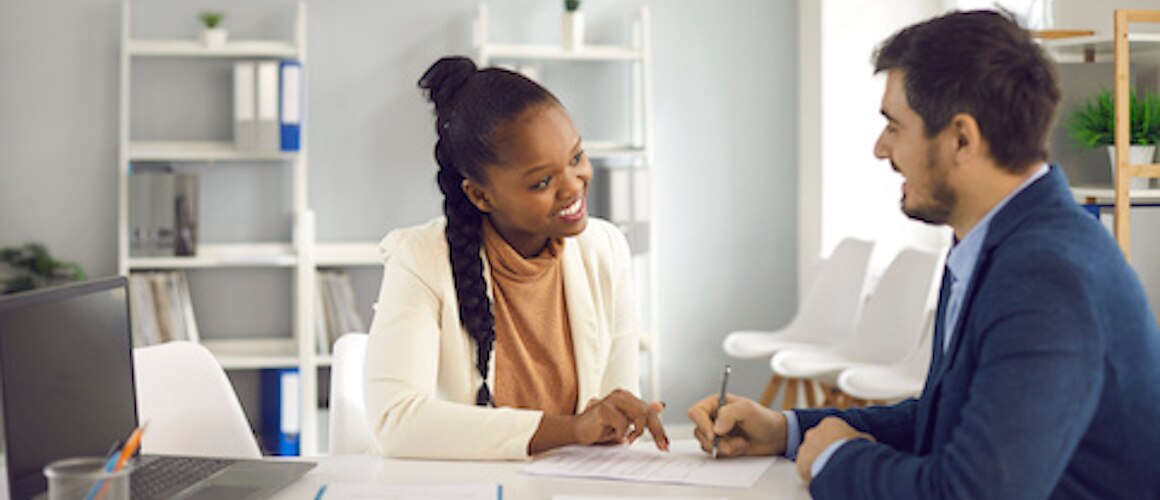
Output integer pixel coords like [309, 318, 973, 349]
[949, 113, 983, 163]
[462, 179, 493, 213]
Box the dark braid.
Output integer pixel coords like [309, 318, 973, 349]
[418, 56, 557, 406]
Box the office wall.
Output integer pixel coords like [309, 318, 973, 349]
[799, 0, 950, 305]
[0, 0, 798, 421]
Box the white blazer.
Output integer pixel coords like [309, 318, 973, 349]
[363, 217, 641, 459]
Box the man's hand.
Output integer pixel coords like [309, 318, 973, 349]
[687, 393, 786, 457]
[796, 416, 874, 485]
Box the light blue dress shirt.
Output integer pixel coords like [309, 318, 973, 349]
[784, 164, 1050, 479]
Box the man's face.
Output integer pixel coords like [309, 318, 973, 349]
[873, 70, 957, 225]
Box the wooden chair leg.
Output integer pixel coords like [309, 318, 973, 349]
[820, 383, 840, 407]
[803, 379, 818, 408]
[783, 378, 800, 410]
[758, 373, 784, 407]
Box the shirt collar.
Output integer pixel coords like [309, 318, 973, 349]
[946, 163, 1050, 283]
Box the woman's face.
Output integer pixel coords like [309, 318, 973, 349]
[463, 102, 592, 258]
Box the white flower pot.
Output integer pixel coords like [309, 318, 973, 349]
[561, 12, 584, 51]
[1105, 145, 1155, 190]
[201, 28, 228, 48]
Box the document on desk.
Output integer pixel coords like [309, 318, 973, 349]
[522, 439, 776, 488]
[318, 482, 500, 499]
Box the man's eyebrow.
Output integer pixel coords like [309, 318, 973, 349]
[880, 109, 899, 123]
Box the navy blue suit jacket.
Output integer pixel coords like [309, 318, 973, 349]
[796, 166, 1160, 499]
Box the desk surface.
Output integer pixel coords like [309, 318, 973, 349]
[274, 437, 809, 500]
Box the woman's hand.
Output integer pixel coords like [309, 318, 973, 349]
[529, 389, 668, 455]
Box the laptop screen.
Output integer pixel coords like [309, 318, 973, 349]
[0, 277, 138, 499]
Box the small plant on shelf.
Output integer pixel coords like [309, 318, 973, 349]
[0, 243, 87, 294]
[199, 11, 225, 29]
[198, 11, 228, 47]
[561, 0, 584, 50]
[1066, 88, 1160, 148]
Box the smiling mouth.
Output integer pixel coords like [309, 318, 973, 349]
[556, 197, 585, 219]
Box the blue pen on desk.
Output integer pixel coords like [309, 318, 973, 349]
[314, 483, 327, 499]
[712, 364, 731, 458]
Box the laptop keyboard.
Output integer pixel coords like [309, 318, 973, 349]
[130, 456, 236, 500]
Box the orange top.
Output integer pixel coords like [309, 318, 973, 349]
[482, 219, 578, 415]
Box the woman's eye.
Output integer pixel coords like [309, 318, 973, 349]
[532, 176, 552, 190]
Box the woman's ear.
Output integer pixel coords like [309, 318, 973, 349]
[461, 179, 493, 213]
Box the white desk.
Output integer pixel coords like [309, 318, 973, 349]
[273, 442, 810, 500]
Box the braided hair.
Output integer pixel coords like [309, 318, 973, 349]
[417, 56, 559, 406]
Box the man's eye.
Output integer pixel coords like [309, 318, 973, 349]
[569, 151, 584, 166]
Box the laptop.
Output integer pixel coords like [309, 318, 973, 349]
[0, 277, 315, 500]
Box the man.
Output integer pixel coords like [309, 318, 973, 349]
[689, 10, 1160, 499]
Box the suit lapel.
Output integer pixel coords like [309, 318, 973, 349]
[561, 240, 600, 408]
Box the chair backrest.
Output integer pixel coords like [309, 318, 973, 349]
[133, 341, 262, 459]
[328, 332, 373, 454]
[786, 237, 875, 343]
[834, 247, 941, 365]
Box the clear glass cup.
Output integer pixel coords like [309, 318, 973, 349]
[43, 457, 131, 500]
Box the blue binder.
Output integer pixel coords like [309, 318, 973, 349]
[279, 59, 303, 152]
[260, 368, 301, 456]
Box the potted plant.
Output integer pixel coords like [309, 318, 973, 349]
[199, 11, 227, 48]
[0, 243, 87, 295]
[561, 0, 584, 51]
[1066, 88, 1160, 189]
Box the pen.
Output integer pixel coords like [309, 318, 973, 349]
[82, 441, 123, 500]
[113, 420, 148, 471]
[712, 364, 731, 458]
[86, 421, 149, 500]
[314, 483, 327, 499]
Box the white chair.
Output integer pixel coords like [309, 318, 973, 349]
[771, 247, 941, 408]
[836, 309, 935, 404]
[133, 341, 262, 458]
[722, 237, 874, 407]
[328, 332, 374, 454]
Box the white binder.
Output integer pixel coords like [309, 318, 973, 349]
[256, 60, 280, 152]
[233, 61, 257, 150]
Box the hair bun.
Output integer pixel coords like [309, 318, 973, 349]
[418, 56, 478, 111]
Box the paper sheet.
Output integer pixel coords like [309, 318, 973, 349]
[522, 439, 776, 489]
[318, 482, 500, 499]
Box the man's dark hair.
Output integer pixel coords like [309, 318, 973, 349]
[873, 10, 1061, 173]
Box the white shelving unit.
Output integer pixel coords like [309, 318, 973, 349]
[116, 0, 325, 455]
[474, 4, 660, 400]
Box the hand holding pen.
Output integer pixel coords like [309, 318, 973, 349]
[688, 371, 789, 458]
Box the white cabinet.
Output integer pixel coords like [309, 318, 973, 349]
[474, 4, 659, 400]
[116, 1, 327, 455]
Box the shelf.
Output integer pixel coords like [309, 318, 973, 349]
[585, 142, 648, 160]
[1072, 184, 1160, 203]
[128, 141, 298, 162]
[1044, 33, 1160, 61]
[127, 243, 298, 269]
[315, 242, 381, 267]
[481, 43, 643, 61]
[200, 337, 302, 369]
[127, 39, 300, 58]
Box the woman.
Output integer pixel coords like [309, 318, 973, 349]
[363, 56, 667, 459]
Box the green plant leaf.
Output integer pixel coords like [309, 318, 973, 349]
[1066, 87, 1160, 148]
